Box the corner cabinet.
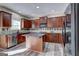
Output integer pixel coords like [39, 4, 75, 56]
[0, 11, 12, 28]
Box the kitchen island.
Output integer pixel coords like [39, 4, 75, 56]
[23, 32, 45, 53]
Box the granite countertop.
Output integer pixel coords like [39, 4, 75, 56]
[22, 32, 45, 38]
[0, 30, 18, 35]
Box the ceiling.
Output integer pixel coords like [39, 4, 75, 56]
[0, 3, 69, 18]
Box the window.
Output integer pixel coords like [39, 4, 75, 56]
[10, 19, 20, 30]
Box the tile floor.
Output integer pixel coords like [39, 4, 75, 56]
[0, 42, 26, 55]
[0, 42, 71, 56]
[12, 43, 64, 56]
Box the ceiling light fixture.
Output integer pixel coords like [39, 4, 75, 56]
[36, 6, 39, 8]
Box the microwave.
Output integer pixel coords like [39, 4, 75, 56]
[40, 23, 47, 28]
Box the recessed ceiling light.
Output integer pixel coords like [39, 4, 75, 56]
[51, 10, 55, 12]
[18, 11, 22, 13]
[36, 6, 39, 8]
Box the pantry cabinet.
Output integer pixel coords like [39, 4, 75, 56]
[21, 19, 32, 29]
[0, 11, 12, 28]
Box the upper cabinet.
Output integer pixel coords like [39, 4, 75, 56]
[21, 19, 32, 29]
[34, 17, 47, 28]
[34, 19, 40, 28]
[39, 16, 47, 23]
[56, 16, 65, 28]
[47, 16, 66, 28]
[47, 17, 56, 28]
[0, 11, 12, 28]
[34, 16, 66, 28]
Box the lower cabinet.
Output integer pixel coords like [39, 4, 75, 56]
[34, 19, 40, 28]
[8, 35, 13, 48]
[0, 35, 8, 48]
[0, 33, 26, 49]
[0, 35, 17, 49]
[42, 33, 64, 43]
[16, 34, 26, 44]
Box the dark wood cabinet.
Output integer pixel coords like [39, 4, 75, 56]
[0, 11, 12, 28]
[47, 16, 65, 28]
[42, 33, 64, 43]
[21, 19, 32, 29]
[0, 34, 18, 49]
[42, 33, 52, 42]
[34, 19, 40, 28]
[16, 34, 26, 44]
[47, 17, 56, 28]
[34, 17, 47, 28]
[34, 16, 66, 28]
[0, 34, 26, 49]
[56, 17, 64, 28]
[47, 18, 53, 28]
[0, 35, 8, 48]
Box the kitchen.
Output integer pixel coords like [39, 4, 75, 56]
[0, 3, 71, 56]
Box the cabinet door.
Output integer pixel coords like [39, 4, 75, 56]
[21, 19, 32, 29]
[58, 34, 64, 43]
[0, 35, 8, 48]
[30, 37, 43, 52]
[47, 18, 57, 28]
[24, 20, 32, 28]
[34, 19, 40, 28]
[2, 12, 11, 27]
[55, 17, 65, 28]
[58, 17, 62, 28]
[8, 35, 13, 47]
[46, 33, 53, 42]
[47, 18, 53, 28]
[42, 33, 53, 42]
[17, 34, 26, 44]
[53, 33, 64, 43]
